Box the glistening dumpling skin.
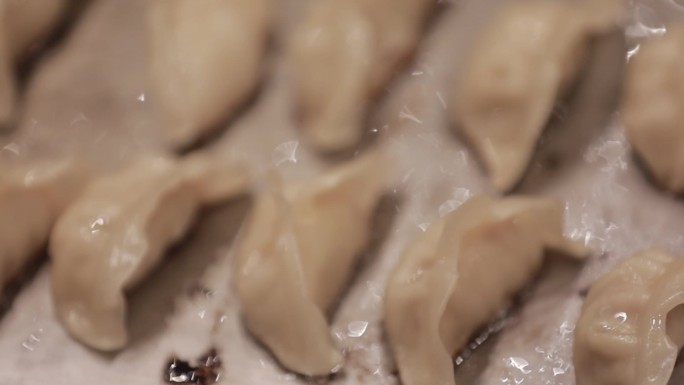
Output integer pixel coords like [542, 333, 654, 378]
[385, 195, 585, 385]
[452, 0, 622, 192]
[51, 154, 248, 351]
[0, 0, 68, 125]
[149, 0, 272, 148]
[574, 249, 684, 385]
[623, 25, 684, 192]
[233, 153, 389, 376]
[0, 158, 88, 289]
[290, 0, 436, 153]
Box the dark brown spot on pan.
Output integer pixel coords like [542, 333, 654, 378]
[164, 348, 222, 384]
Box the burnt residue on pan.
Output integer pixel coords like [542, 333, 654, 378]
[164, 348, 222, 385]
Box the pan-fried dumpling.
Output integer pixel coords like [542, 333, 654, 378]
[452, 0, 622, 192]
[290, 0, 435, 152]
[623, 26, 684, 192]
[574, 249, 684, 385]
[385, 195, 585, 385]
[149, 0, 272, 148]
[51, 153, 248, 351]
[233, 153, 389, 376]
[0, 0, 68, 125]
[0, 158, 88, 289]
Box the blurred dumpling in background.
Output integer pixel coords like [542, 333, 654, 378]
[149, 0, 272, 149]
[452, 0, 622, 192]
[623, 25, 684, 193]
[0, 0, 70, 126]
[0, 158, 89, 292]
[233, 152, 390, 376]
[385, 195, 585, 385]
[51, 153, 247, 351]
[8, 0, 168, 164]
[290, 0, 436, 153]
[574, 249, 684, 385]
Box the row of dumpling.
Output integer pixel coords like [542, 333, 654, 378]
[147, 0, 683, 198]
[229, 156, 684, 385]
[227, 158, 684, 385]
[3, 0, 680, 197]
[0, 0, 429, 149]
[144, 0, 682, 197]
[0, 0, 608, 167]
[0, 148, 578, 384]
[10, 149, 684, 385]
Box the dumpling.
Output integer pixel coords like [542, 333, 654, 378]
[0, 158, 88, 290]
[149, 0, 272, 148]
[0, 0, 68, 125]
[51, 153, 248, 351]
[452, 0, 622, 192]
[385, 195, 585, 385]
[574, 249, 684, 385]
[623, 25, 684, 192]
[290, 0, 435, 152]
[233, 152, 389, 376]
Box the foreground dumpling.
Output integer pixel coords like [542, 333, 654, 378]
[385, 195, 585, 385]
[575, 249, 684, 385]
[51, 154, 247, 351]
[0, 158, 88, 289]
[453, 0, 622, 192]
[0, 0, 68, 125]
[290, 0, 435, 152]
[623, 25, 684, 192]
[149, 0, 272, 148]
[233, 153, 389, 376]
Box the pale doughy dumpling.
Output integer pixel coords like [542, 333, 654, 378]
[0, 0, 68, 125]
[0, 158, 88, 289]
[574, 249, 684, 385]
[623, 26, 684, 192]
[453, 0, 622, 192]
[149, 0, 272, 148]
[385, 195, 585, 385]
[290, 0, 435, 152]
[233, 153, 390, 376]
[51, 153, 247, 351]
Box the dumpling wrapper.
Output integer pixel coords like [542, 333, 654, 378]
[290, 0, 435, 153]
[385, 195, 585, 385]
[0, 158, 89, 289]
[233, 152, 390, 376]
[623, 25, 684, 192]
[51, 153, 248, 351]
[574, 249, 684, 385]
[149, 0, 272, 148]
[0, 0, 68, 125]
[453, 0, 622, 192]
